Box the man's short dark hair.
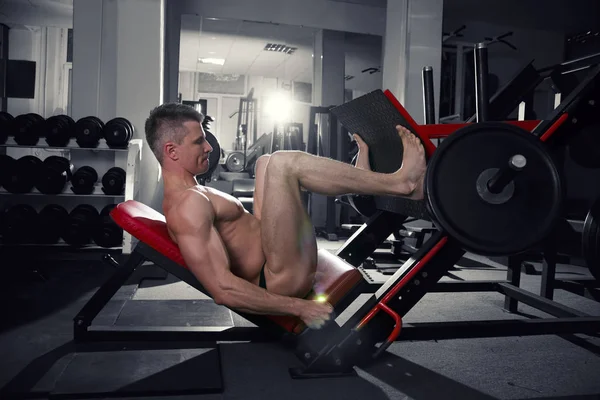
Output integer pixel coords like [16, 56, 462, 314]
[145, 103, 204, 164]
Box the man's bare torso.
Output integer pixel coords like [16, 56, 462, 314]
[163, 186, 266, 283]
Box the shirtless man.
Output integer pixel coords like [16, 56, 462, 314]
[144, 103, 426, 329]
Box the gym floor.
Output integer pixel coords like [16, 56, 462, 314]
[1, 238, 599, 400]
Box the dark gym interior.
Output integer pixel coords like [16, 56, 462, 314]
[1, 0, 600, 399]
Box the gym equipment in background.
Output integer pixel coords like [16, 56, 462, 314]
[0, 111, 14, 144]
[0, 154, 14, 189]
[583, 197, 600, 280]
[223, 132, 273, 175]
[35, 156, 74, 195]
[71, 166, 99, 195]
[306, 106, 343, 240]
[75, 116, 105, 148]
[101, 167, 126, 195]
[271, 122, 304, 153]
[62, 204, 101, 246]
[3, 155, 42, 194]
[1, 204, 38, 243]
[13, 113, 44, 146]
[45, 115, 75, 147]
[37, 204, 70, 244]
[92, 204, 123, 248]
[103, 117, 134, 149]
[232, 87, 258, 152]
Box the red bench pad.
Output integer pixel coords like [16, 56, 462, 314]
[110, 200, 362, 333]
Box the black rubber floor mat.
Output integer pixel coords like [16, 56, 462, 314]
[114, 300, 233, 327]
[51, 347, 222, 397]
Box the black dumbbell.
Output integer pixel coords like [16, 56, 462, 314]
[75, 116, 105, 148]
[103, 117, 133, 148]
[0, 111, 14, 144]
[2, 204, 38, 244]
[45, 114, 76, 147]
[35, 156, 74, 195]
[3, 155, 43, 194]
[62, 204, 100, 246]
[13, 113, 45, 146]
[71, 166, 98, 195]
[0, 154, 15, 190]
[102, 167, 126, 195]
[93, 204, 123, 248]
[37, 204, 69, 244]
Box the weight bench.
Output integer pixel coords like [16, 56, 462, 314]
[74, 199, 367, 343]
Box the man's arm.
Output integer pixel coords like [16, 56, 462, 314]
[170, 191, 303, 317]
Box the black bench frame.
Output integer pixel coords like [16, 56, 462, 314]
[73, 240, 371, 344]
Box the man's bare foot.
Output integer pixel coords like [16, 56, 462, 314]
[395, 125, 426, 199]
[353, 134, 371, 170]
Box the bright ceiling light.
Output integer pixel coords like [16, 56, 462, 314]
[198, 58, 225, 65]
[265, 91, 292, 123]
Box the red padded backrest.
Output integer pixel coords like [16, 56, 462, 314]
[110, 200, 187, 267]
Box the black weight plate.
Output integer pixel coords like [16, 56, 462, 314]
[75, 116, 104, 148]
[3, 204, 38, 243]
[63, 204, 100, 246]
[13, 114, 43, 145]
[568, 123, 600, 169]
[45, 115, 73, 147]
[582, 199, 600, 280]
[0, 154, 15, 189]
[35, 156, 73, 195]
[71, 166, 98, 194]
[101, 167, 126, 195]
[0, 111, 13, 144]
[226, 151, 245, 172]
[59, 115, 76, 128]
[112, 117, 133, 138]
[3, 155, 42, 193]
[37, 204, 69, 244]
[103, 118, 131, 148]
[197, 130, 221, 182]
[425, 122, 562, 256]
[93, 204, 123, 247]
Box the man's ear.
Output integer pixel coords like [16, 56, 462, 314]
[164, 142, 178, 161]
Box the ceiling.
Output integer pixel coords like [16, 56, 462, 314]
[179, 16, 317, 83]
[179, 15, 383, 90]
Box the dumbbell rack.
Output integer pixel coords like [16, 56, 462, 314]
[0, 136, 142, 259]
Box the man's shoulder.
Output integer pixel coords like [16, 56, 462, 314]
[165, 188, 214, 228]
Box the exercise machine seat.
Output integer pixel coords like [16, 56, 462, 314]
[110, 200, 363, 334]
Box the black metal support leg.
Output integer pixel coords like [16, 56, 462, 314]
[541, 238, 558, 300]
[74, 250, 146, 341]
[504, 255, 522, 313]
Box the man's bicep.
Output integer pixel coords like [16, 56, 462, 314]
[176, 225, 231, 296]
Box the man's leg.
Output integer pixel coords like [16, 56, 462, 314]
[253, 155, 270, 220]
[260, 126, 426, 297]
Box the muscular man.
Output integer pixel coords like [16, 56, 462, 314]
[144, 103, 426, 329]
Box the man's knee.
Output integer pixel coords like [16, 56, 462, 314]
[267, 151, 301, 176]
[255, 154, 271, 176]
